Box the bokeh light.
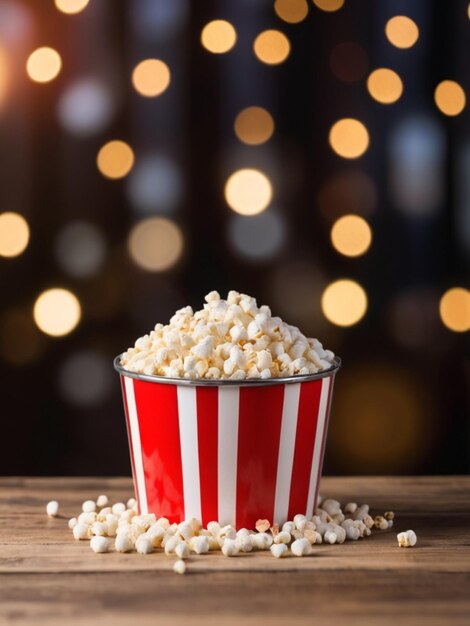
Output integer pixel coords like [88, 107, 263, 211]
[329, 118, 369, 159]
[313, 0, 344, 12]
[57, 78, 114, 137]
[439, 287, 470, 332]
[33, 288, 81, 337]
[385, 16, 419, 49]
[321, 279, 367, 326]
[132, 59, 171, 98]
[253, 30, 290, 65]
[127, 154, 183, 214]
[228, 211, 285, 262]
[367, 68, 403, 104]
[0, 45, 9, 108]
[0, 308, 44, 366]
[26, 47, 62, 83]
[59, 351, 112, 407]
[330, 215, 372, 257]
[200, 20, 237, 54]
[54, 221, 106, 278]
[54, 0, 89, 14]
[330, 42, 368, 83]
[318, 170, 377, 221]
[234, 106, 275, 145]
[0, 212, 29, 258]
[434, 80, 466, 117]
[274, 0, 309, 23]
[128, 217, 183, 272]
[329, 365, 432, 473]
[389, 116, 444, 217]
[132, 0, 189, 42]
[224, 168, 272, 215]
[97, 140, 135, 179]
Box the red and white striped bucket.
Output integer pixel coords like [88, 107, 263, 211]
[114, 356, 340, 529]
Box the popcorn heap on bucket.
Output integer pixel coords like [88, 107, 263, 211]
[120, 291, 336, 379]
[47, 495, 417, 575]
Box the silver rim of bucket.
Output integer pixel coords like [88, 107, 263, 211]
[114, 354, 341, 387]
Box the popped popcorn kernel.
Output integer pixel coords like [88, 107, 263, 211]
[120, 292, 335, 380]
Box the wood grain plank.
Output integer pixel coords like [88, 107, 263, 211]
[0, 477, 469, 625]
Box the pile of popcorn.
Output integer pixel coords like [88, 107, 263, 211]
[120, 291, 336, 380]
[46, 495, 417, 575]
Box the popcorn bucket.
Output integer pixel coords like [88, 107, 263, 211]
[114, 356, 340, 529]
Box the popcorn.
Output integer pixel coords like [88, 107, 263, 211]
[96, 495, 109, 508]
[173, 559, 187, 575]
[120, 292, 335, 379]
[82, 500, 97, 513]
[65, 494, 402, 564]
[46, 500, 59, 517]
[397, 530, 417, 547]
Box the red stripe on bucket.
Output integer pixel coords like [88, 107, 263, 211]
[236, 385, 284, 529]
[288, 380, 322, 520]
[133, 380, 185, 523]
[120, 376, 141, 513]
[196, 386, 219, 525]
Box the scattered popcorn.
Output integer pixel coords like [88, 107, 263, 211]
[291, 538, 311, 557]
[90, 536, 109, 553]
[173, 559, 187, 575]
[255, 518, 270, 533]
[397, 530, 417, 548]
[82, 500, 96, 513]
[120, 292, 336, 379]
[96, 494, 109, 508]
[64, 495, 403, 566]
[270, 543, 288, 558]
[46, 500, 59, 517]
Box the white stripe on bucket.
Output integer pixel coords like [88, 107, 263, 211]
[217, 386, 240, 526]
[273, 383, 301, 524]
[305, 377, 331, 519]
[177, 386, 202, 521]
[124, 377, 148, 514]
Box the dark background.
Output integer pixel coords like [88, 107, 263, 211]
[0, 0, 468, 477]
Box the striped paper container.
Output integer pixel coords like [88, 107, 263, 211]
[114, 356, 340, 529]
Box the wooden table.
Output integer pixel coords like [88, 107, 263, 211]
[1, 477, 469, 626]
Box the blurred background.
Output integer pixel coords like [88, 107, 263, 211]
[0, 0, 468, 477]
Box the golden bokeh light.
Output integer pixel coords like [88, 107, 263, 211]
[385, 16, 419, 49]
[329, 118, 369, 159]
[33, 288, 81, 337]
[54, 0, 90, 14]
[274, 0, 309, 23]
[330, 215, 372, 257]
[434, 80, 466, 117]
[200, 20, 237, 54]
[313, 0, 344, 12]
[253, 30, 290, 65]
[439, 287, 470, 332]
[26, 47, 62, 83]
[321, 279, 367, 326]
[0, 212, 30, 258]
[329, 365, 432, 473]
[1, 308, 43, 365]
[224, 169, 273, 215]
[97, 140, 135, 179]
[128, 217, 183, 272]
[132, 59, 171, 97]
[367, 68, 403, 104]
[234, 106, 275, 145]
[0, 46, 9, 108]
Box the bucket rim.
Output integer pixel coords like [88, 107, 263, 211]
[114, 354, 341, 387]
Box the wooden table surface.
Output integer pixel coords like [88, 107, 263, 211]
[0, 476, 469, 626]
